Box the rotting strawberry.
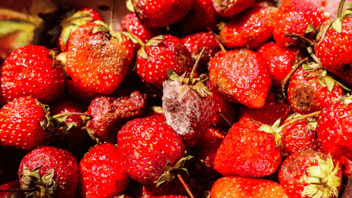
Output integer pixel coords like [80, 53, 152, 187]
[0, 97, 51, 151]
[219, 1, 278, 50]
[0, 45, 66, 105]
[65, 21, 136, 103]
[214, 119, 282, 177]
[211, 0, 256, 17]
[316, 96, 352, 177]
[239, 92, 290, 126]
[273, 0, 332, 47]
[131, 0, 193, 28]
[0, 180, 24, 198]
[257, 42, 299, 87]
[117, 117, 186, 185]
[86, 89, 147, 143]
[136, 35, 193, 91]
[209, 176, 289, 198]
[79, 143, 130, 198]
[278, 149, 342, 198]
[120, 12, 163, 43]
[18, 146, 79, 198]
[208, 49, 272, 108]
[287, 66, 345, 114]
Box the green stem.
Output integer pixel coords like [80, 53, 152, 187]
[278, 111, 321, 131]
[338, 0, 347, 19]
[281, 57, 308, 98]
[189, 47, 206, 85]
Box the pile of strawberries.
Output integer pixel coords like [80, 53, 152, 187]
[2, 0, 352, 197]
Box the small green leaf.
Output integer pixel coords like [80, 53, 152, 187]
[342, 9, 352, 18]
[42, 169, 55, 186]
[305, 24, 315, 34]
[217, 22, 226, 31]
[166, 68, 180, 81]
[346, 3, 352, 8]
[91, 25, 109, 34]
[318, 78, 326, 88]
[137, 47, 149, 60]
[302, 63, 312, 71]
[332, 19, 342, 33]
[126, 0, 135, 12]
[146, 35, 165, 46]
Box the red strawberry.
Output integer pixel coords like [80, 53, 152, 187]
[79, 143, 130, 198]
[219, 1, 278, 50]
[120, 12, 163, 43]
[131, 0, 193, 28]
[208, 49, 272, 108]
[136, 35, 193, 90]
[214, 119, 282, 177]
[210, 176, 289, 198]
[280, 113, 320, 155]
[287, 67, 345, 114]
[0, 180, 24, 198]
[257, 42, 298, 87]
[239, 92, 290, 126]
[210, 92, 237, 128]
[65, 22, 136, 103]
[181, 32, 221, 71]
[273, 0, 332, 47]
[18, 146, 79, 198]
[212, 0, 256, 17]
[56, 7, 104, 52]
[316, 97, 352, 176]
[0, 45, 66, 105]
[0, 97, 51, 150]
[117, 117, 185, 185]
[140, 177, 192, 197]
[86, 89, 147, 143]
[278, 149, 342, 198]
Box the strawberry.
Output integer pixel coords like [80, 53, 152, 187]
[0, 45, 66, 105]
[140, 177, 192, 197]
[56, 7, 104, 52]
[210, 92, 237, 128]
[136, 35, 193, 90]
[273, 0, 332, 47]
[162, 69, 217, 148]
[169, 0, 220, 36]
[0, 97, 51, 150]
[18, 146, 79, 198]
[257, 42, 299, 87]
[287, 67, 345, 114]
[280, 113, 320, 155]
[79, 143, 130, 198]
[120, 12, 163, 43]
[214, 119, 282, 177]
[212, 0, 256, 17]
[181, 32, 221, 71]
[131, 0, 193, 28]
[219, 1, 278, 50]
[239, 92, 291, 126]
[65, 21, 136, 103]
[316, 97, 352, 177]
[117, 117, 185, 185]
[0, 180, 24, 198]
[210, 176, 289, 198]
[278, 149, 342, 198]
[208, 49, 272, 108]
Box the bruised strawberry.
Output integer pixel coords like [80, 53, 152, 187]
[65, 22, 136, 103]
[79, 143, 130, 198]
[0, 45, 66, 105]
[86, 89, 147, 143]
[239, 92, 290, 126]
[18, 146, 79, 198]
[117, 117, 185, 185]
[212, 0, 256, 17]
[136, 35, 193, 90]
[208, 49, 272, 108]
[214, 119, 282, 177]
[287, 67, 345, 114]
[278, 149, 342, 198]
[132, 0, 193, 28]
[219, 1, 277, 50]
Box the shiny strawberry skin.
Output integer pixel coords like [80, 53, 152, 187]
[136, 35, 193, 90]
[65, 22, 136, 103]
[0, 97, 47, 150]
[287, 68, 344, 114]
[210, 177, 289, 198]
[0, 45, 66, 105]
[0, 180, 22, 198]
[79, 143, 130, 198]
[208, 49, 272, 108]
[214, 119, 282, 177]
[212, 0, 256, 17]
[257, 42, 298, 87]
[132, 0, 193, 28]
[117, 117, 185, 185]
[18, 146, 79, 198]
[219, 1, 277, 49]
